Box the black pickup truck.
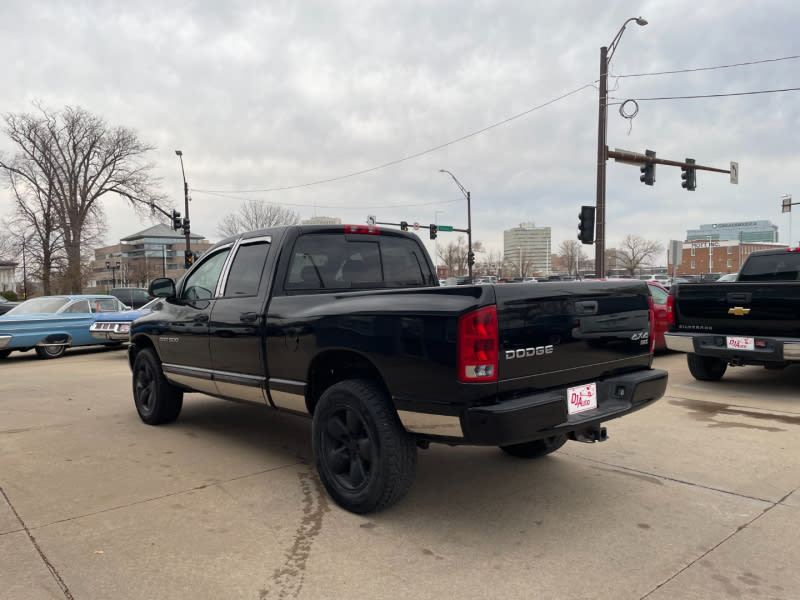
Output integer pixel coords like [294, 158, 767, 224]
[665, 247, 800, 380]
[129, 224, 667, 513]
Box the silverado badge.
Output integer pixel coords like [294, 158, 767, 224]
[728, 307, 751, 316]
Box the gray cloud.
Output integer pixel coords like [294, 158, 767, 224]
[2, 0, 799, 263]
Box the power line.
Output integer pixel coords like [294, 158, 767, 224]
[192, 82, 597, 195]
[612, 87, 800, 102]
[198, 189, 464, 210]
[613, 54, 800, 78]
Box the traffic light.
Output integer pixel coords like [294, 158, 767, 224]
[578, 205, 596, 245]
[468, 251, 475, 266]
[640, 149, 656, 186]
[400, 221, 408, 231]
[184, 251, 194, 269]
[429, 224, 437, 240]
[681, 158, 697, 191]
[171, 209, 182, 230]
[182, 218, 190, 235]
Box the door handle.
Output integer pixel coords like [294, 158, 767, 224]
[193, 314, 209, 323]
[240, 312, 259, 323]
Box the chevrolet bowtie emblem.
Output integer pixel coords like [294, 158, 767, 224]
[728, 306, 751, 316]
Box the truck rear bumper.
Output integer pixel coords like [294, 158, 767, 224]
[461, 368, 668, 446]
[665, 332, 800, 363]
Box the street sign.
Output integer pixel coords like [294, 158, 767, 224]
[437, 225, 454, 232]
[669, 240, 683, 266]
[783, 195, 792, 213]
[366, 215, 376, 225]
[413, 222, 419, 231]
[730, 162, 739, 184]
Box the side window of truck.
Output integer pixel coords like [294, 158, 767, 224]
[181, 249, 231, 300]
[223, 241, 271, 296]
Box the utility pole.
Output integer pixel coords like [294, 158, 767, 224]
[596, 16, 648, 279]
[175, 150, 191, 263]
[439, 169, 473, 283]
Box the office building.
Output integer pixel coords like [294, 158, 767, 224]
[503, 222, 551, 277]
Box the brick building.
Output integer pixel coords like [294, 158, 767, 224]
[668, 240, 786, 278]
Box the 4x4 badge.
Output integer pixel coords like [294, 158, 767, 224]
[728, 307, 751, 316]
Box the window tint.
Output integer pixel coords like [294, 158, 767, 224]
[133, 289, 149, 302]
[181, 249, 231, 300]
[739, 253, 800, 281]
[285, 234, 433, 292]
[224, 242, 270, 296]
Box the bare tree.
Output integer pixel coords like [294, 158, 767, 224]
[615, 234, 664, 276]
[436, 236, 483, 277]
[0, 103, 166, 293]
[218, 200, 300, 238]
[557, 240, 588, 276]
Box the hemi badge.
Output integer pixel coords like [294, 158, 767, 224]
[728, 307, 751, 316]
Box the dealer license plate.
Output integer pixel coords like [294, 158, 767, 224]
[567, 382, 598, 415]
[727, 336, 754, 351]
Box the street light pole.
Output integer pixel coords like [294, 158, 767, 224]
[439, 169, 473, 282]
[175, 150, 191, 258]
[595, 16, 648, 279]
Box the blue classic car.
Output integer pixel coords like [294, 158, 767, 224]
[90, 298, 161, 342]
[0, 295, 128, 360]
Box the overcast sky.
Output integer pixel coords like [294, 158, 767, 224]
[1, 0, 799, 264]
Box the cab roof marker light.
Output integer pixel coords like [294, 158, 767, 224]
[344, 225, 380, 235]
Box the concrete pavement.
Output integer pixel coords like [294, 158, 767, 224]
[1, 348, 798, 599]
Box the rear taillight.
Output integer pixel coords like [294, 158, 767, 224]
[457, 306, 498, 383]
[648, 296, 655, 354]
[666, 294, 675, 326]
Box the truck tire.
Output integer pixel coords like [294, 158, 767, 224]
[312, 379, 417, 514]
[132, 348, 183, 425]
[35, 344, 66, 359]
[500, 434, 568, 459]
[687, 353, 727, 381]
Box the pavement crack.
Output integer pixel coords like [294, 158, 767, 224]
[563, 452, 777, 504]
[30, 460, 305, 531]
[639, 487, 797, 599]
[0, 485, 74, 600]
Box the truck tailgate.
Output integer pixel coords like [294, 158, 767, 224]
[493, 280, 652, 394]
[672, 282, 800, 337]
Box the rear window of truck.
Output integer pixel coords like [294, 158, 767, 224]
[285, 233, 434, 291]
[739, 253, 800, 281]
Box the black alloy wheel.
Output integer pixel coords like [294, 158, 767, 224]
[312, 379, 417, 514]
[132, 348, 183, 425]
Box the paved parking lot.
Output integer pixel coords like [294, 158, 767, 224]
[1, 348, 799, 599]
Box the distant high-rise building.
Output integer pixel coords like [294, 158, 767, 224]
[503, 222, 551, 277]
[686, 220, 778, 243]
[302, 216, 341, 225]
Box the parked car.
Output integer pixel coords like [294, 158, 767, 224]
[90, 298, 161, 342]
[0, 295, 127, 359]
[646, 281, 670, 352]
[0, 296, 20, 315]
[716, 272, 738, 282]
[109, 287, 152, 309]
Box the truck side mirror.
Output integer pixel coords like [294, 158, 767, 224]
[148, 278, 176, 299]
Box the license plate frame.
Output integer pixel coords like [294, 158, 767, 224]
[567, 382, 598, 415]
[726, 336, 754, 351]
